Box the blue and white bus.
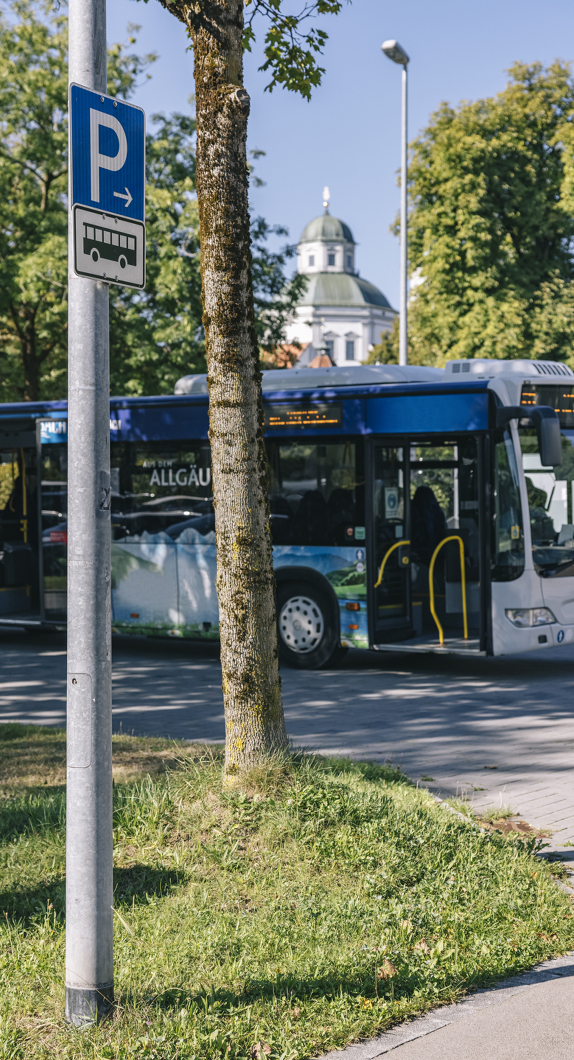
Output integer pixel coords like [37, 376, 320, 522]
[0, 358, 571, 667]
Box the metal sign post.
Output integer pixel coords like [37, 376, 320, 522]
[66, 0, 145, 1026]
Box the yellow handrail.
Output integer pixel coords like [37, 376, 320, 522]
[20, 448, 27, 543]
[374, 539, 410, 588]
[429, 535, 468, 645]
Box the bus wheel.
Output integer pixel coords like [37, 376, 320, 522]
[277, 581, 340, 670]
[91, 249, 99, 263]
[119, 255, 127, 269]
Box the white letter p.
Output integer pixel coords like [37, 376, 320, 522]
[90, 110, 128, 202]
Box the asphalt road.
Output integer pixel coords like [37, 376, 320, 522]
[1, 628, 573, 847]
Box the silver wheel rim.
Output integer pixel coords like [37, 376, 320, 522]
[279, 594, 324, 654]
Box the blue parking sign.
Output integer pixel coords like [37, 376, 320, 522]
[70, 84, 145, 222]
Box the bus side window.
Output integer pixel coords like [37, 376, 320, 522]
[266, 440, 360, 546]
[492, 429, 525, 581]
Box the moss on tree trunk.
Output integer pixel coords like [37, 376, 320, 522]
[163, 0, 287, 776]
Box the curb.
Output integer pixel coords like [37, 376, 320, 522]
[315, 951, 574, 1059]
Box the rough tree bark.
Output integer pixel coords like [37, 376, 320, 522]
[155, 0, 287, 777]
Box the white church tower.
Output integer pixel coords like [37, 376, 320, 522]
[284, 188, 397, 365]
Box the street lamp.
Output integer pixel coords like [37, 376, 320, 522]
[382, 39, 409, 366]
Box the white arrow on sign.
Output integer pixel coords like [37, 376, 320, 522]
[113, 187, 133, 208]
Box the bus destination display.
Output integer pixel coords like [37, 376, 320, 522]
[521, 384, 574, 428]
[264, 403, 342, 429]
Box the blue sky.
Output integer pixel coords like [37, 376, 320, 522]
[108, 0, 574, 309]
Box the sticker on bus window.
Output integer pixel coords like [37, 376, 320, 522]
[384, 487, 399, 519]
[511, 525, 520, 539]
[40, 420, 67, 443]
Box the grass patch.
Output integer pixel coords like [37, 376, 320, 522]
[1, 724, 573, 1058]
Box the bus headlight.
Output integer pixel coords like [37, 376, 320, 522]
[505, 607, 556, 628]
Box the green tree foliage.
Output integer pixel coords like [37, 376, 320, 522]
[0, 0, 303, 401]
[0, 0, 156, 400]
[109, 111, 206, 396]
[251, 217, 308, 363]
[243, 0, 342, 98]
[407, 62, 574, 365]
[0, 0, 69, 401]
[365, 318, 399, 365]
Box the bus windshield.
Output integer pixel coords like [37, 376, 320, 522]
[520, 427, 574, 577]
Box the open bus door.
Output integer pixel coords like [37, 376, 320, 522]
[0, 416, 68, 630]
[367, 434, 488, 654]
[0, 423, 41, 625]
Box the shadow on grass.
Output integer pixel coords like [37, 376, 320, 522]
[0, 788, 66, 842]
[143, 955, 562, 1019]
[113, 864, 189, 904]
[0, 864, 188, 925]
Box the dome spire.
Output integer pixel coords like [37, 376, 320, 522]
[322, 185, 330, 214]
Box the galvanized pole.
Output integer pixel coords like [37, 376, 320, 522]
[66, 0, 114, 1026]
[399, 62, 408, 367]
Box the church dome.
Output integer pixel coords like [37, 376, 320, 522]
[298, 272, 392, 309]
[299, 212, 355, 244]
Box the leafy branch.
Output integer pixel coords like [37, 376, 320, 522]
[244, 0, 342, 98]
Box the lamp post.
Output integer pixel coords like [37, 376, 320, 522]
[381, 39, 409, 367]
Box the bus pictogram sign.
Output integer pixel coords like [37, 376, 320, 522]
[73, 206, 145, 288]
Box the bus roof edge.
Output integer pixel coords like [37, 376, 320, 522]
[174, 364, 444, 395]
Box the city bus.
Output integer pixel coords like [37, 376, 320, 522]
[0, 358, 571, 668]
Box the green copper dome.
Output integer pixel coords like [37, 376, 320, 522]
[299, 212, 355, 244]
[298, 272, 392, 309]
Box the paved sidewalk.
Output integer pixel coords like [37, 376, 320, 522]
[318, 951, 574, 1060]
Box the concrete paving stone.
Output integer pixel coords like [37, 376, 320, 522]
[517, 791, 571, 808]
[500, 787, 569, 802]
[366, 1036, 417, 1057]
[374, 1018, 449, 1046]
[458, 985, 527, 1004]
[376, 974, 574, 1058]
[534, 804, 574, 819]
[421, 1003, 479, 1024]
[531, 954, 574, 974]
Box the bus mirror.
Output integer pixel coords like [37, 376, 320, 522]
[495, 404, 562, 467]
[529, 407, 562, 468]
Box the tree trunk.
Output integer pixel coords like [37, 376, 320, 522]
[168, 0, 287, 777]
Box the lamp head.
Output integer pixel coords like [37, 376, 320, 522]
[381, 39, 409, 66]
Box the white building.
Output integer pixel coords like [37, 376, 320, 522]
[284, 206, 396, 365]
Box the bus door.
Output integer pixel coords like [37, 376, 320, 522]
[0, 433, 40, 620]
[369, 443, 412, 641]
[369, 435, 484, 649]
[38, 422, 68, 620]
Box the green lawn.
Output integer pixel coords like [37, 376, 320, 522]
[1, 723, 573, 1059]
